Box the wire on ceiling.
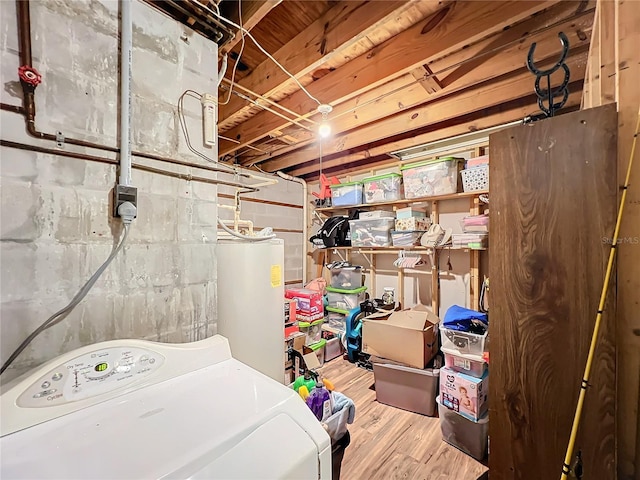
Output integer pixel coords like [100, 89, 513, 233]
[191, 0, 322, 106]
[233, 7, 594, 163]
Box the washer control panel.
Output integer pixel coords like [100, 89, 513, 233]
[16, 347, 165, 408]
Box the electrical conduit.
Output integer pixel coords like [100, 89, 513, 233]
[119, 0, 133, 187]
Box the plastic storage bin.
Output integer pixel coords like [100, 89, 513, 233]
[443, 349, 487, 378]
[326, 286, 367, 310]
[391, 230, 427, 247]
[349, 217, 395, 247]
[329, 265, 364, 289]
[440, 326, 488, 357]
[373, 362, 440, 416]
[362, 173, 403, 203]
[326, 311, 347, 332]
[401, 157, 463, 199]
[437, 396, 489, 460]
[299, 318, 324, 345]
[330, 181, 363, 207]
[324, 337, 344, 361]
[460, 164, 489, 192]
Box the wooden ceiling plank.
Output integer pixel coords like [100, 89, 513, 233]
[220, 0, 283, 55]
[219, 0, 562, 157]
[287, 91, 583, 178]
[259, 50, 588, 172]
[218, 0, 413, 123]
[242, 7, 594, 165]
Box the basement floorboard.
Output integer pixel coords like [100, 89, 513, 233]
[319, 357, 489, 480]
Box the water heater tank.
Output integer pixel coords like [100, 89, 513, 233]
[216, 238, 285, 382]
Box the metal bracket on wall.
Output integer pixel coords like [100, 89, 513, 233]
[56, 131, 65, 148]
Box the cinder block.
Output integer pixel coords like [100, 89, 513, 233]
[0, 243, 36, 303]
[192, 180, 218, 202]
[131, 94, 178, 156]
[0, 147, 38, 182]
[128, 193, 177, 243]
[0, 180, 42, 241]
[178, 244, 216, 285]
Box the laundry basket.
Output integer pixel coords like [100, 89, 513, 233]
[460, 164, 489, 192]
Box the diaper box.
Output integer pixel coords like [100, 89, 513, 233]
[439, 367, 488, 421]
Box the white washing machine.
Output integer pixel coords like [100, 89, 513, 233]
[0, 335, 331, 479]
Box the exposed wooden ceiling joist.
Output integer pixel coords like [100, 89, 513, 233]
[288, 90, 583, 179]
[219, 0, 283, 55]
[259, 50, 588, 172]
[218, 0, 563, 158]
[217, 0, 416, 124]
[242, 3, 594, 167]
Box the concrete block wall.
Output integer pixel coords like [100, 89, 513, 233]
[0, 0, 232, 382]
[218, 176, 305, 285]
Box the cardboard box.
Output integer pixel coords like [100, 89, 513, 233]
[439, 367, 489, 421]
[362, 305, 440, 369]
[394, 216, 431, 231]
[285, 288, 323, 316]
[373, 362, 440, 416]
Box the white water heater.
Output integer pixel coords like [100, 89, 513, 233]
[216, 238, 285, 382]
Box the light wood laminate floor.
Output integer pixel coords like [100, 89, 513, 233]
[319, 357, 489, 480]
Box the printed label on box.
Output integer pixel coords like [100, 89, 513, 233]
[454, 357, 471, 371]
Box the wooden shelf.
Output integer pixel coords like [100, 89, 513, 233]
[316, 245, 487, 254]
[316, 190, 488, 213]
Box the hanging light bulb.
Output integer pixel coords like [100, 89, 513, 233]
[317, 104, 333, 139]
[318, 122, 331, 138]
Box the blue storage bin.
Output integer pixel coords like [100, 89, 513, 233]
[330, 181, 363, 206]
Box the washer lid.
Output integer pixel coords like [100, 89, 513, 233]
[1, 359, 323, 479]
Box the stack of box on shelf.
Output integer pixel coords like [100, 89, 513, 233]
[460, 155, 489, 192]
[391, 206, 432, 247]
[363, 305, 442, 417]
[322, 264, 366, 362]
[285, 287, 326, 366]
[437, 305, 489, 461]
[452, 214, 489, 249]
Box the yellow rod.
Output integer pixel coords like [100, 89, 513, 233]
[560, 104, 640, 480]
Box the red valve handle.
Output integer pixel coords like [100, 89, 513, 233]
[18, 66, 42, 87]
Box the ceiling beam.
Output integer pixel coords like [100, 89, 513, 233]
[218, 0, 562, 158]
[219, 0, 282, 55]
[259, 50, 588, 172]
[287, 90, 583, 179]
[218, 0, 415, 123]
[243, 4, 594, 165]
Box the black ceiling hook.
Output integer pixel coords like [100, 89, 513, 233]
[526, 32, 571, 118]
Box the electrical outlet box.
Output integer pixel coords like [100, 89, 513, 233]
[113, 185, 138, 218]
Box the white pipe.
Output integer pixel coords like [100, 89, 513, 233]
[277, 171, 308, 284]
[217, 218, 275, 242]
[119, 0, 133, 186]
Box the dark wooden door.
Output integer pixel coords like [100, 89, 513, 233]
[488, 104, 617, 479]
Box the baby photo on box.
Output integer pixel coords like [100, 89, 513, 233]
[439, 367, 488, 421]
